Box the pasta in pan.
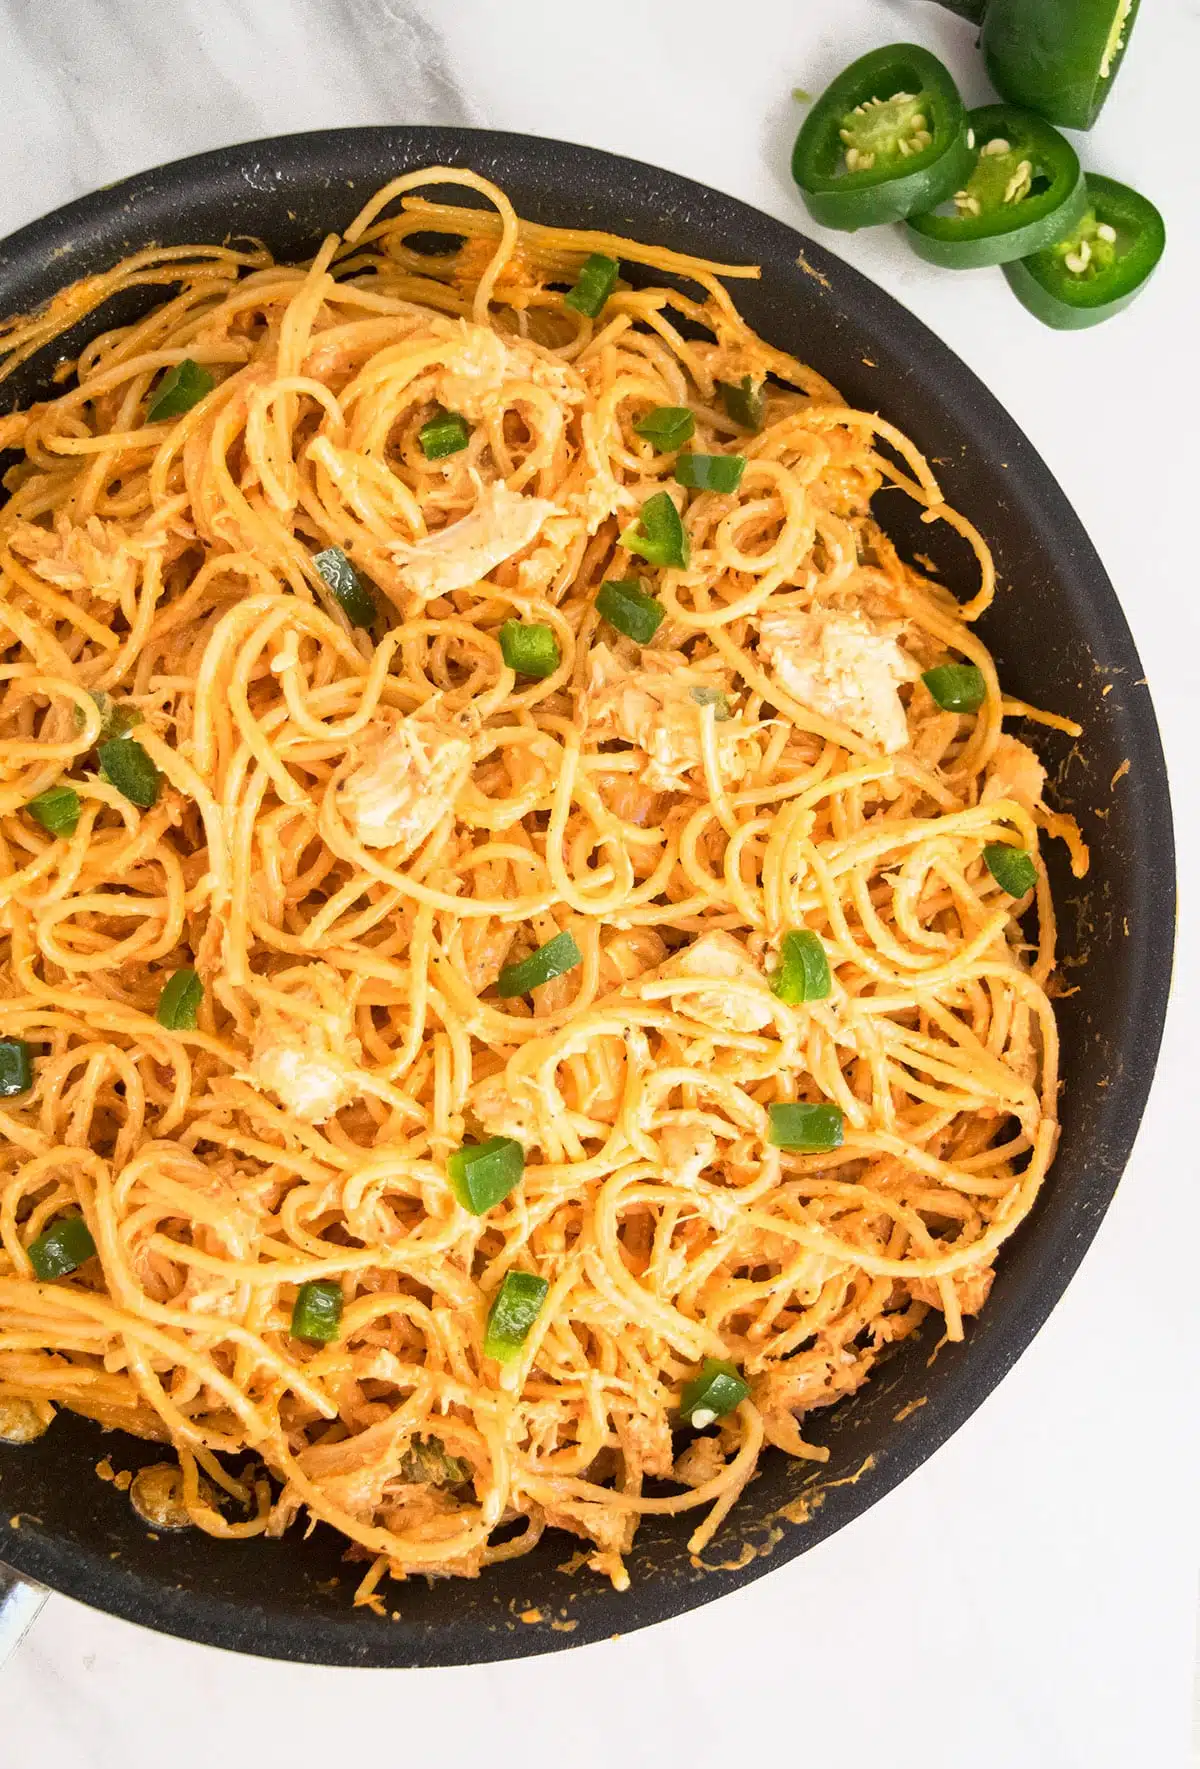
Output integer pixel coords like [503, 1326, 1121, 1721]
[0, 169, 1085, 1602]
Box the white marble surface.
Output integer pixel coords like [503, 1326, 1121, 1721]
[1, 1, 1198, 1763]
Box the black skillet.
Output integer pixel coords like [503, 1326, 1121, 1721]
[0, 128, 1175, 1667]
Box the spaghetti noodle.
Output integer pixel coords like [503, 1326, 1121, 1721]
[0, 169, 1086, 1600]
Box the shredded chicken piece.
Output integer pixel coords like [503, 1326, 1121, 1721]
[754, 1349, 868, 1420]
[582, 643, 761, 792]
[456, 921, 514, 994]
[437, 324, 581, 421]
[247, 964, 363, 1125]
[672, 1433, 728, 1489]
[251, 1038, 359, 1125]
[514, 510, 586, 594]
[911, 707, 964, 771]
[566, 454, 626, 534]
[295, 1414, 464, 1504]
[468, 1072, 542, 1147]
[618, 1409, 675, 1481]
[294, 1459, 397, 1523]
[391, 482, 556, 597]
[601, 929, 669, 987]
[758, 606, 918, 752]
[657, 931, 773, 1034]
[597, 773, 662, 827]
[169, 1172, 262, 1317]
[434, 325, 513, 418]
[657, 1119, 718, 1183]
[982, 734, 1046, 813]
[539, 1502, 630, 1556]
[910, 1265, 994, 1316]
[339, 707, 472, 856]
[7, 513, 142, 605]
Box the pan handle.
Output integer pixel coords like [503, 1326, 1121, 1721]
[0, 1563, 47, 1669]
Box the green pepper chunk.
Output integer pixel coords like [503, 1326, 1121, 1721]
[792, 43, 973, 231]
[28, 1215, 96, 1281]
[977, 0, 1141, 131]
[596, 578, 664, 646]
[769, 930, 831, 1005]
[499, 620, 561, 680]
[448, 1136, 525, 1215]
[156, 967, 203, 1031]
[496, 930, 582, 999]
[907, 105, 1085, 270]
[98, 737, 161, 809]
[690, 685, 731, 721]
[483, 1270, 550, 1363]
[419, 408, 470, 460]
[313, 546, 376, 628]
[633, 406, 695, 451]
[290, 1279, 343, 1344]
[922, 663, 986, 713]
[26, 784, 81, 839]
[619, 492, 689, 570]
[768, 1101, 845, 1152]
[1003, 175, 1165, 330]
[399, 1436, 469, 1485]
[147, 359, 215, 421]
[716, 377, 765, 432]
[563, 253, 620, 319]
[983, 842, 1038, 897]
[75, 691, 140, 744]
[675, 453, 746, 493]
[679, 1357, 749, 1427]
[0, 1038, 34, 1098]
